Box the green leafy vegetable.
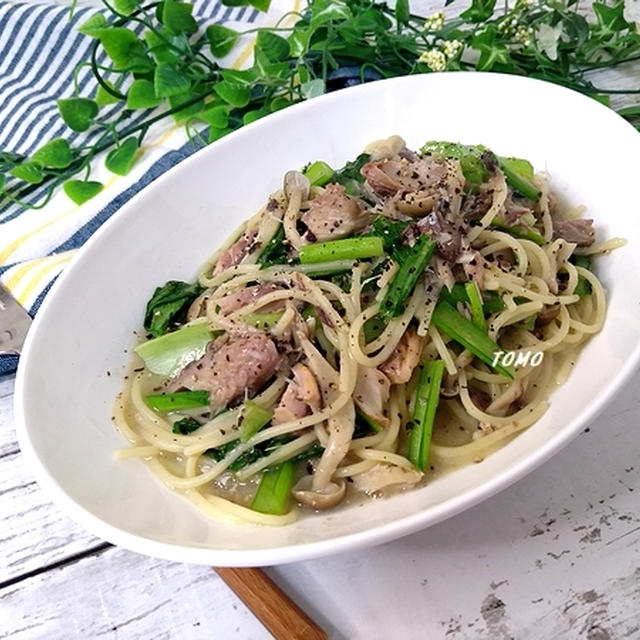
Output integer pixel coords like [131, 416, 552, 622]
[408, 360, 445, 471]
[299, 236, 384, 264]
[135, 322, 213, 377]
[303, 160, 335, 187]
[251, 461, 295, 515]
[379, 235, 436, 318]
[143, 280, 205, 337]
[240, 400, 273, 442]
[421, 141, 488, 185]
[257, 225, 288, 269]
[432, 301, 514, 379]
[242, 311, 285, 329]
[464, 281, 486, 330]
[490, 217, 545, 245]
[172, 416, 202, 434]
[571, 254, 593, 297]
[498, 156, 541, 201]
[145, 390, 210, 411]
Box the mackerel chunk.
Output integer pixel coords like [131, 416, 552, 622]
[301, 184, 369, 241]
[167, 333, 281, 411]
[552, 218, 595, 247]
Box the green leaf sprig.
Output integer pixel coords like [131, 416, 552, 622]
[1, 0, 639, 209]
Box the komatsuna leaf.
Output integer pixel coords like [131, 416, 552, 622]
[77, 13, 107, 37]
[32, 138, 72, 169]
[96, 27, 153, 72]
[127, 78, 161, 108]
[114, 0, 140, 15]
[256, 30, 290, 61]
[250, 0, 271, 10]
[57, 98, 99, 132]
[10, 162, 44, 184]
[154, 62, 191, 98]
[214, 81, 250, 107]
[0, 175, 5, 192]
[162, 0, 198, 35]
[143, 280, 205, 337]
[206, 24, 239, 57]
[105, 137, 139, 175]
[63, 180, 103, 205]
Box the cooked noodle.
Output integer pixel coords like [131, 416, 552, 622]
[113, 136, 622, 525]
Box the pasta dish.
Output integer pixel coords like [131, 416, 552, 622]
[113, 135, 621, 526]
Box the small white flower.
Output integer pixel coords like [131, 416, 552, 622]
[443, 39, 463, 59]
[418, 49, 447, 72]
[423, 11, 445, 31]
[498, 15, 519, 33]
[535, 23, 564, 60]
[515, 24, 533, 46]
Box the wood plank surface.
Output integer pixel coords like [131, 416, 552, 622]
[2, 371, 640, 638]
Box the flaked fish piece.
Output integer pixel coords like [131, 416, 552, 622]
[167, 332, 281, 411]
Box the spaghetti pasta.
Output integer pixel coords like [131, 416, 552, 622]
[113, 136, 621, 525]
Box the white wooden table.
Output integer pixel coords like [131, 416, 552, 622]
[2, 368, 640, 639]
[3, 1, 640, 638]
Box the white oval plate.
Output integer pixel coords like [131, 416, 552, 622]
[14, 73, 640, 566]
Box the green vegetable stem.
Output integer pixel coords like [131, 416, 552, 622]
[251, 461, 295, 515]
[407, 360, 445, 471]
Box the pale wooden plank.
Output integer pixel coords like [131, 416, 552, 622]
[0, 375, 18, 458]
[0, 547, 272, 640]
[0, 450, 102, 583]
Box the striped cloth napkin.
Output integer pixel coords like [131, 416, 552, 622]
[0, 0, 298, 375]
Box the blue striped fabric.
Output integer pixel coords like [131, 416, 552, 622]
[0, 0, 264, 375]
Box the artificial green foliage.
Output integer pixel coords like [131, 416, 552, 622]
[57, 98, 98, 132]
[126, 79, 160, 109]
[32, 139, 72, 169]
[63, 180, 103, 204]
[10, 162, 44, 184]
[1, 0, 639, 209]
[105, 137, 139, 175]
[206, 24, 239, 57]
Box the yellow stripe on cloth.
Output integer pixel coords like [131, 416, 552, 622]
[5, 250, 77, 306]
[1, 2, 301, 271]
[0, 173, 120, 265]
